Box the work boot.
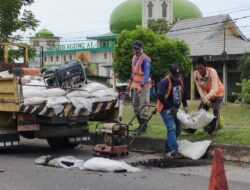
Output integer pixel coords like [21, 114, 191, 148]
[208, 118, 218, 136]
[134, 118, 148, 134]
[165, 150, 184, 159]
[136, 115, 141, 125]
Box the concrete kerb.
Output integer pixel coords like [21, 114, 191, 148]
[89, 133, 250, 163]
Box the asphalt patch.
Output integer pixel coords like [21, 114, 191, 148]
[130, 157, 211, 168]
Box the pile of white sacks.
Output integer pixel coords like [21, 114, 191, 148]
[35, 156, 141, 172]
[21, 75, 118, 115]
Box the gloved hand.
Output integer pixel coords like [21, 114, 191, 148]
[202, 97, 212, 107]
[183, 106, 188, 113]
[170, 107, 178, 116]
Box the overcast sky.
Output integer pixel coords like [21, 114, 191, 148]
[21, 0, 250, 42]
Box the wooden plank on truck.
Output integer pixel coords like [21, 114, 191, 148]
[0, 77, 20, 112]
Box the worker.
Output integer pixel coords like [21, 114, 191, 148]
[127, 40, 152, 133]
[156, 64, 188, 158]
[193, 57, 224, 136]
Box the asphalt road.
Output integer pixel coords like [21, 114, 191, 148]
[0, 139, 249, 190]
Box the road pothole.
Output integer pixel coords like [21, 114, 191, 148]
[129, 157, 211, 168]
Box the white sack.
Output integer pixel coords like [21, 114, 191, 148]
[46, 96, 68, 115]
[91, 89, 118, 98]
[28, 79, 45, 86]
[23, 97, 46, 105]
[22, 75, 43, 83]
[35, 156, 140, 173]
[35, 155, 52, 165]
[43, 88, 66, 98]
[178, 140, 211, 160]
[0, 70, 13, 78]
[35, 155, 85, 169]
[177, 109, 214, 129]
[48, 156, 85, 169]
[66, 90, 90, 98]
[21, 78, 30, 84]
[22, 85, 46, 91]
[91, 97, 115, 103]
[69, 97, 92, 112]
[23, 79, 46, 91]
[81, 82, 108, 93]
[82, 157, 141, 172]
[23, 89, 45, 99]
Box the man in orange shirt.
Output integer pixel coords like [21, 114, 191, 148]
[127, 40, 152, 133]
[193, 57, 224, 136]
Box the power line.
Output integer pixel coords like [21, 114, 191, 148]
[204, 4, 250, 15]
[169, 15, 250, 33]
[185, 35, 249, 46]
[168, 24, 250, 38]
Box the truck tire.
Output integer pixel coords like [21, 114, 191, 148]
[47, 137, 79, 149]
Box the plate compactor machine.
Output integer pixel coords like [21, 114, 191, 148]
[94, 83, 156, 157]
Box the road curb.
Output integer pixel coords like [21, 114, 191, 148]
[90, 133, 250, 163]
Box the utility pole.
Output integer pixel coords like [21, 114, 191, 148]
[223, 26, 228, 102]
[41, 46, 44, 72]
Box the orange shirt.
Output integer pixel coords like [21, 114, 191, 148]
[194, 67, 224, 100]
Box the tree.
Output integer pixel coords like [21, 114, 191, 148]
[113, 27, 191, 84]
[147, 19, 169, 35]
[0, 0, 39, 42]
[234, 53, 250, 104]
[238, 53, 250, 80]
[0, 0, 39, 63]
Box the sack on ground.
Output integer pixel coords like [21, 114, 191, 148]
[35, 155, 85, 169]
[178, 140, 211, 160]
[82, 157, 141, 172]
[177, 109, 214, 129]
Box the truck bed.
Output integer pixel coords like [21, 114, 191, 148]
[0, 77, 118, 118]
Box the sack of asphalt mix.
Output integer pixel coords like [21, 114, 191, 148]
[178, 140, 211, 160]
[177, 109, 215, 129]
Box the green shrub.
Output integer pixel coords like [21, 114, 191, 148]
[234, 79, 250, 104]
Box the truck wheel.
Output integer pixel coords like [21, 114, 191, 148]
[47, 137, 79, 149]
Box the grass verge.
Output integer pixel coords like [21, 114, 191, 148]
[89, 101, 250, 145]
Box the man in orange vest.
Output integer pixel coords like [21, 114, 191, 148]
[127, 40, 152, 133]
[156, 64, 188, 158]
[194, 57, 224, 136]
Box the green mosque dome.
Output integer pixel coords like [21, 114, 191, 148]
[35, 28, 55, 37]
[109, 0, 203, 33]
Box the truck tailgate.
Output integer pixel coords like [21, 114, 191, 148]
[0, 77, 20, 112]
[19, 100, 118, 118]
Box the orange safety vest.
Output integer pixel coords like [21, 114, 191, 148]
[156, 76, 184, 113]
[131, 53, 152, 90]
[195, 67, 224, 98]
